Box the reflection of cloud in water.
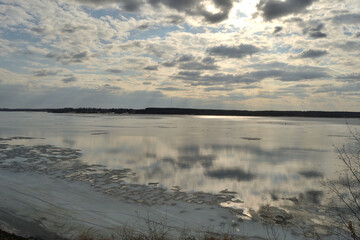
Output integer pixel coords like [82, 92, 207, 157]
[241, 137, 262, 141]
[175, 145, 217, 169]
[279, 147, 328, 153]
[62, 138, 76, 147]
[206, 168, 255, 181]
[298, 170, 324, 179]
[299, 190, 323, 204]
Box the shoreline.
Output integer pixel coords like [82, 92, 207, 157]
[1, 107, 360, 118]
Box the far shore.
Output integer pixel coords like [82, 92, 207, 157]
[1, 107, 360, 118]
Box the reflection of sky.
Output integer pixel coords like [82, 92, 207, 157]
[1, 112, 359, 210]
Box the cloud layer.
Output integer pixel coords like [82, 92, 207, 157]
[0, 0, 359, 111]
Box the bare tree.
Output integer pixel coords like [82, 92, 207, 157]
[325, 125, 360, 240]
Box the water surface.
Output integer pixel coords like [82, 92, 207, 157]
[1, 112, 358, 210]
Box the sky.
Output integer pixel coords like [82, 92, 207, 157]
[0, 0, 359, 111]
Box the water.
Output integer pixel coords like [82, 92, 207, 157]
[0, 111, 359, 210]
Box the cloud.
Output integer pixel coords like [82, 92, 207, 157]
[137, 23, 150, 30]
[207, 44, 261, 58]
[61, 23, 90, 33]
[176, 72, 257, 86]
[162, 61, 177, 67]
[303, 22, 327, 39]
[332, 13, 360, 25]
[334, 41, 360, 51]
[74, 0, 235, 23]
[257, 0, 316, 21]
[178, 54, 194, 62]
[273, 26, 283, 34]
[46, 51, 90, 64]
[204, 86, 234, 92]
[315, 82, 360, 94]
[337, 74, 360, 82]
[157, 87, 183, 91]
[144, 65, 158, 71]
[165, 15, 185, 24]
[309, 31, 327, 38]
[179, 61, 218, 71]
[295, 49, 328, 58]
[30, 26, 47, 34]
[176, 62, 329, 86]
[32, 69, 59, 77]
[62, 76, 77, 83]
[105, 68, 122, 74]
[176, 71, 202, 80]
[74, 0, 144, 11]
[250, 69, 328, 81]
[163, 55, 217, 70]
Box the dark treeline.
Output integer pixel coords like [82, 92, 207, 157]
[1, 107, 360, 118]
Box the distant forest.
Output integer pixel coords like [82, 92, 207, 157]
[1, 107, 360, 118]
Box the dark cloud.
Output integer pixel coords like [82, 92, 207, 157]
[204, 86, 234, 92]
[75, 0, 144, 11]
[30, 26, 47, 34]
[178, 54, 194, 62]
[103, 84, 122, 90]
[309, 31, 327, 38]
[176, 71, 202, 80]
[298, 170, 323, 178]
[179, 61, 218, 71]
[315, 82, 360, 94]
[176, 73, 256, 86]
[61, 23, 89, 33]
[257, 0, 316, 21]
[207, 44, 261, 58]
[74, 0, 234, 23]
[294, 83, 311, 87]
[202, 57, 216, 64]
[303, 23, 327, 39]
[162, 55, 216, 70]
[62, 76, 77, 83]
[105, 68, 122, 74]
[273, 26, 283, 34]
[295, 49, 328, 58]
[176, 62, 328, 86]
[206, 168, 255, 181]
[137, 23, 149, 30]
[332, 13, 360, 25]
[337, 74, 360, 82]
[144, 65, 158, 71]
[32, 69, 59, 77]
[162, 61, 177, 67]
[165, 15, 185, 24]
[45, 51, 89, 64]
[157, 87, 183, 91]
[334, 41, 360, 51]
[197, 0, 234, 23]
[250, 69, 328, 81]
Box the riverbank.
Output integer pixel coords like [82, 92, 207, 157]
[1, 107, 360, 118]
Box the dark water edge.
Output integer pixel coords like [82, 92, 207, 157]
[0, 208, 61, 240]
[1, 107, 360, 118]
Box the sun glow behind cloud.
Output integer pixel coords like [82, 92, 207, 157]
[0, 0, 359, 110]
